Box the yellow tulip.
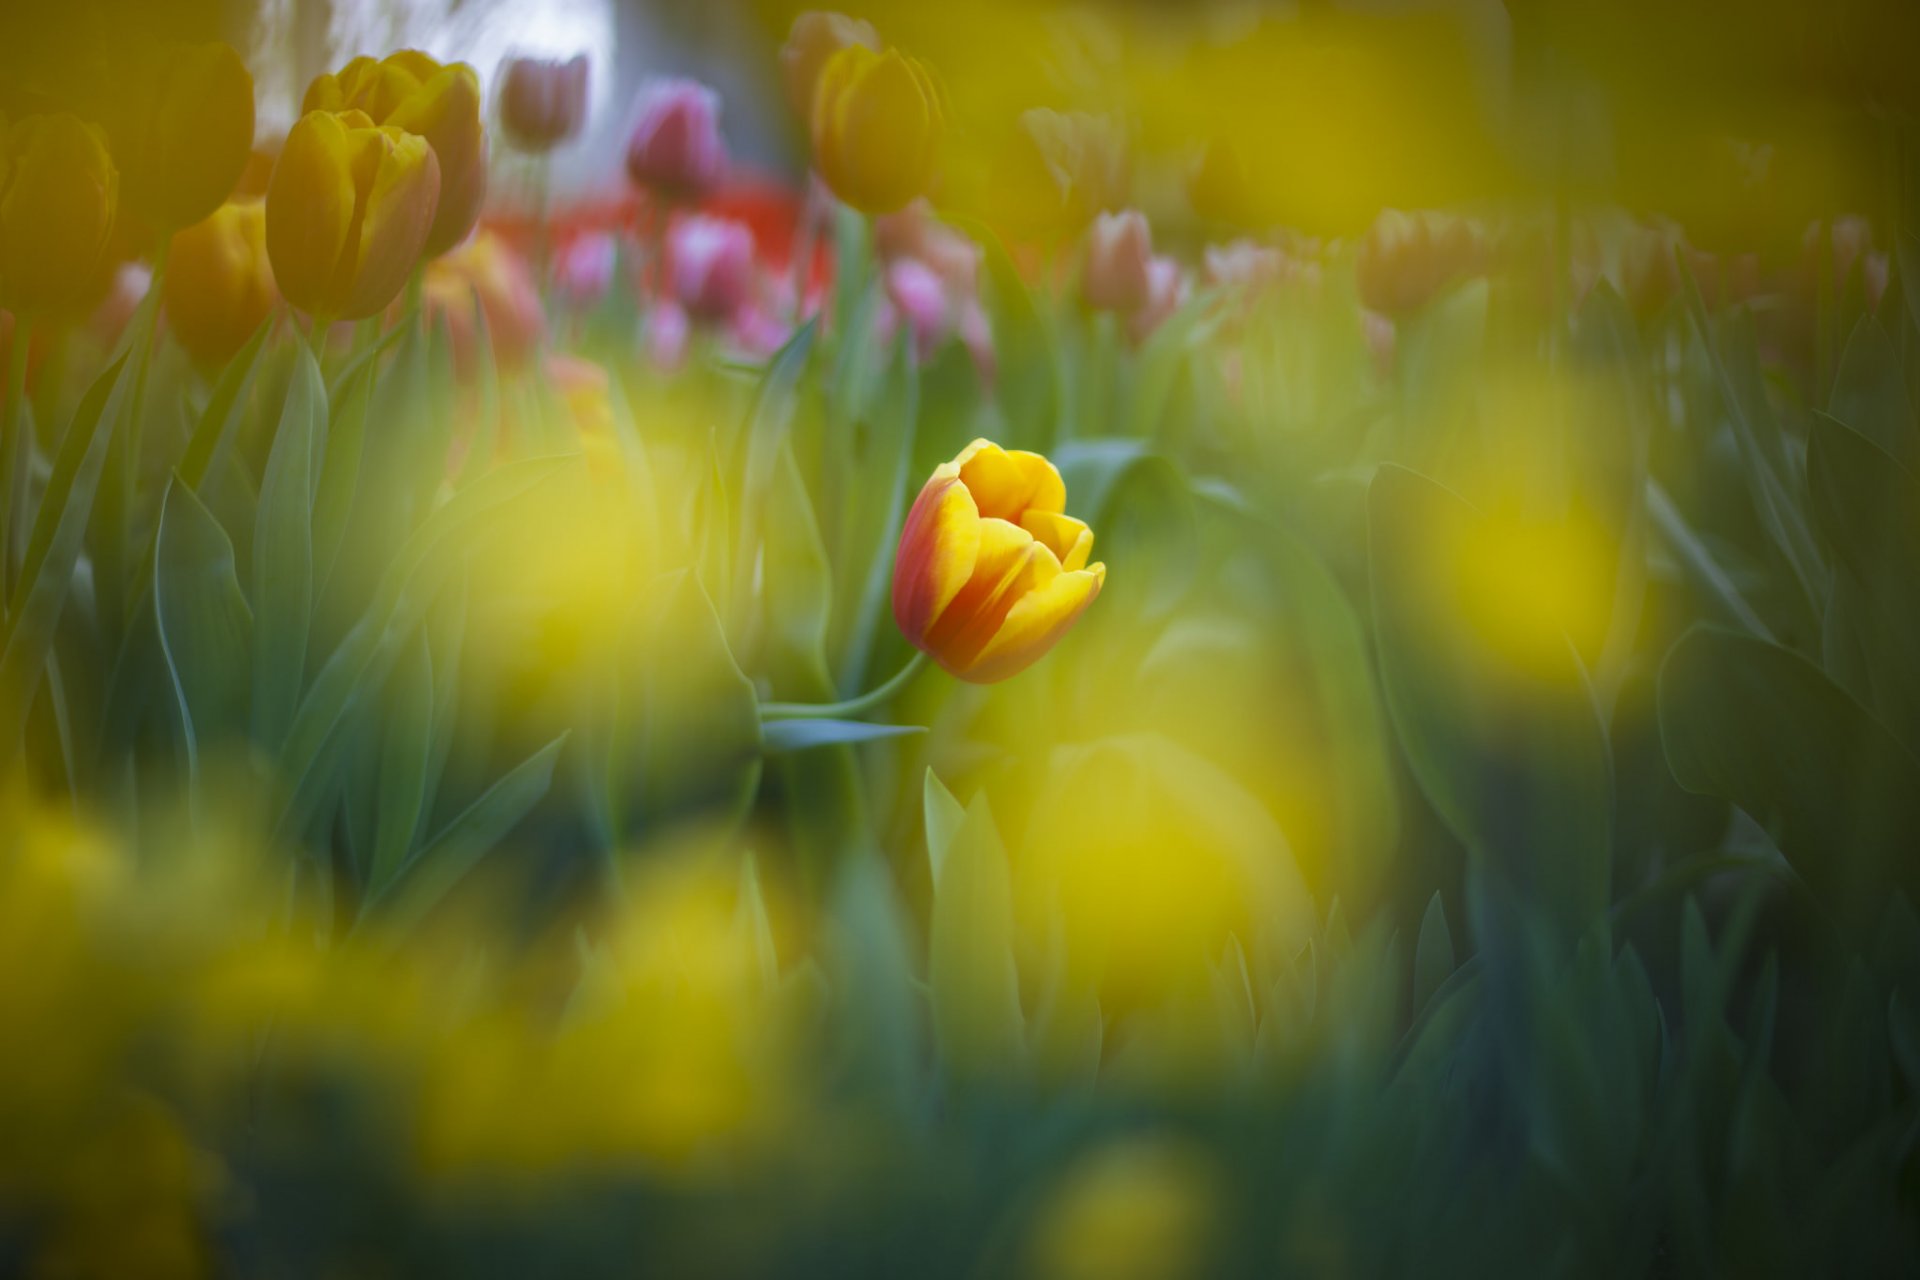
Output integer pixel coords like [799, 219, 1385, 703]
[164, 200, 275, 370]
[0, 113, 119, 317]
[892, 439, 1105, 683]
[110, 41, 255, 234]
[305, 51, 487, 258]
[265, 109, 441, 321]
[810, 45, 944, 215]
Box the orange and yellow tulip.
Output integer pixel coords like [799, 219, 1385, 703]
[264, 109, 440, 321]
[893, 440, 1105, 683]
[810, 45, 944, 215]
[164, 199, 276, 370]
[0, 113, 119, 317]
[305, 51, 486, 258]
[110, 41, 256, 234]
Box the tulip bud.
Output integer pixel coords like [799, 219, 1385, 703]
[0, 113, 120, 317]
[265, 109, 441, 321]
[811, 46, 944, 215]
[110, 41, 255, 234]
[883, 257, 952, 361]
[1354, 208, 1485, 317]
[554, 230, 618, 307]
[498, 54, 589, 154]
[780, 11, 879, 120]
[625, 79, 728, 199]
[667, 214, 755, 321]
[164, 200, 276, 369]
[1081, 210, 1153, 312]
[306, 52, 487, 258]
[893, 439, 1105, 683]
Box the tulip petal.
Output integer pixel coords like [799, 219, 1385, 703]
[925, 517, 1063, 671]
[891, 470, 980, 643]
[265, 111, 357, 319]
[342, 127, 440, 320]
[955, 440, 1066, 521]
[960, 563, 1106, 683]
[388, 63, 486, 256]
[1020, 510, 1092, 570]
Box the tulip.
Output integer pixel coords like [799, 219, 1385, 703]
[1355, 208, 1486, 317]
[668, 214, 755, 321]
[164, 200, 276, 369]
[1081, 210, 1152, 312]
[0, 113, 120, 317]
[265, 109, 441, 321]
[1127, 255, 1187, 347]
[498, 54, 590, 154]
[420, 229, 546, 377]
[305, 51, 487, 258]
[625, 79, 728, 199]
[893, 439, 1105, 683]
[110, 41, 255, 234]
[554, 230, 618, 307]
[875, 198, 979, 294]
[882, 257, 952, 361]
[810, 46, 944, 215]
[780, 11, 879, 120]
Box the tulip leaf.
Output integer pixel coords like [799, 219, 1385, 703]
[607, 570, 763, 842]
[365, 732, 568, 937]
[367, 632, 435, 900]
[1368, 464, 1612, 937]
[274, 456, 569, 842]
[929, 793, 1026, 1077]
[1412, 890, 1455, 1015]
[923, 767, 967, 889]
[732, 319, 816, 625]
[826, 854, 922, 1113]
[833, 337, 919, 692]
[0, 351, 130, 751]
[761, 438, 834, 697]
[1657, 625, 1920, 925]
[1806, 412, 1920, 747]
[948, 213, 1057, 439]
[760, 718, 924, 754]
[311, 351, 374, 606]
[1829, 317, 1915, 465]
[177, 317, 273, 491]
[251, 344, 327, 751]
[153, 475, 253, 776]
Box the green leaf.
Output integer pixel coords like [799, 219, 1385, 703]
[761, 438, 834, 696]
[251, 344, 327, 750]
[1829, 318, 1915, 464]
[310, 352, 374, 601]
[950, 213, 1057, 437]
[832, 337, 919, 691]
[732, 320, 816, 625]
[1658, 625, 1920, 923]
[367, 633, 434, 899]
[826, 854, 922, 1112]
[760, 718, 924, 753]
[153, 478, 252, 770]
[365, 732, 567, 935]
[928, 793, 1025, 1076]
[923, 767, 966, 889]
[177, 318, 273, 490]
[1412, 890, 1455, 1014]
[1368, 465, 1612, 936]
[0, 352, 130, 750]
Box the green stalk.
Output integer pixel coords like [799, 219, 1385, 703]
[1, 318, 31, 611]
[760, 651, 928, 720]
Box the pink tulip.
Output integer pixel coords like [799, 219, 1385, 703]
[646, 301, 690, 372]
[667, 214, 755, 321]
[625, 78, 728, 198]
[555, 231, 618, 307]
[499, 54, 590, 154]
[730, 302, 795, 359]
[875, 199, 980, 295]
[1081, 210, 1153, 312]
[884, 257, 952, 362]
[1127, 254, 1187, 346]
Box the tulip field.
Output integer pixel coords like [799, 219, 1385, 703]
[4, 0, 1920, 1274]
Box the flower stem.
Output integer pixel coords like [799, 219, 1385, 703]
[759, 651, 929, 721]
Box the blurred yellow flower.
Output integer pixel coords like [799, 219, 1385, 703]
[810, 45, 945, 214]
[1025, 1137, 1222, 1280]
[0, 112, 118, 317]
[305, 51, 487, 258]
[163, 199, 275, 370]
[265, 108, 441, 321]
[109, 41, 255, 234]
[892, 439, 1105, 683]
[780, 10, 878, 121]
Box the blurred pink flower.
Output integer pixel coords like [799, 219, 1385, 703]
[1127, 254, 1188, 346]
[1204, 239, 1286, 291]
[730, 302, 795, 359]
[668, 214, 756, 321]
[884, 257, 952, 361]
[555, 231, 618, 307]
[875, 199, 979, 294]
[1081, 209, 1153, 312]
[499, 54, 590, 154]
[646, 300, 690, 371]
[625, 79, 728, 198]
